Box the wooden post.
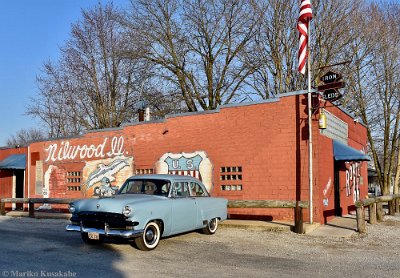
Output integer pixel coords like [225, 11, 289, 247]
[388, 200, 395, 216]
[368, 203, 377, 224]
[395, 198, 400, 214]
[0, 201, 5, 216]
[294, 202, 304, 234]
[376, 202, 384, 222]
[28, 200, 35, 218]
[356, 206, 366, 233]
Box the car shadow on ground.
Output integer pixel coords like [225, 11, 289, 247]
[0, 216, 125, 277]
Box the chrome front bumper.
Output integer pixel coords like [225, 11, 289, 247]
[66, 224, 143, 239]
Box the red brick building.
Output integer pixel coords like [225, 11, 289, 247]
[0, 146, 28, 210]
[0, 94, 369, 223]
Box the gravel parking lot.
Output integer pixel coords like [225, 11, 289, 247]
[0, 215, 399, 278]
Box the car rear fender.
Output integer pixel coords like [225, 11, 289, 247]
[197, 198, 228, 225]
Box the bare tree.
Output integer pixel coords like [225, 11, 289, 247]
[28, 3, 152, 138]
[123, 0, 262, 111]
[6, 128, 45, 147]
[246, 0, 298, 98]
[246, 0, 362, 98]
[343, 1, 400, 196]
[25, 0, 399, 202]
[311, 0, 362, 76]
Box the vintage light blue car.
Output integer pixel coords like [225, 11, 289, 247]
[66, 174, 228, 250]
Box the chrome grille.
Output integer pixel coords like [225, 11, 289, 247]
[71, 211, 134, 229]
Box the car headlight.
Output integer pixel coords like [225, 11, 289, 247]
[122, 205, 132, 217]
[69, 204, 76, 213]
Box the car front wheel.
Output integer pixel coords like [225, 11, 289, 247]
[134, 221, 161, 251]
[202, 218, 219, 235]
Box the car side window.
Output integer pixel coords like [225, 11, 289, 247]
[159, 182, 171, 196]
[173, 182, 190, 197]
[119, 179, 171, 195]
[119, 180, 140, 194]
[143, 181, 157, 194]
[190, 182, 207, 197]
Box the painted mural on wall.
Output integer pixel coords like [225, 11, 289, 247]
[42, 136, 134, 197]
[155, 151, 213, 192]
[83, 155, 133, 196]
[43, 165, 58, 198]
[92, 177, 120, 197]
[346, 162, 362, 203]
[322, 177, 332, 207]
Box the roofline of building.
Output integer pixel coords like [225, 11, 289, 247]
[1, 90, 365, 147]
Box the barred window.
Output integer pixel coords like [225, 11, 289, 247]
[66, 171, 82, 185]
[135, 168, 154, 175]
[220, 166, 243, 191]
[67, 186, 81, 191]
[221, 184, 242, 191]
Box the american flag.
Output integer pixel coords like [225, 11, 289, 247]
[297, 0, 313, 75]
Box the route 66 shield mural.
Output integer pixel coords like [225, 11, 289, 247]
[155, 151, 213, 192]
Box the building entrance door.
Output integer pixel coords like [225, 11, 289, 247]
[14, 170, 24, 210]
[334, 162, 342, 216]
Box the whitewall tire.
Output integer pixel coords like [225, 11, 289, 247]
[202, 218, 218, 235]
[134, 221, 161, 251]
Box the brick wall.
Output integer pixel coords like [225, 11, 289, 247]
[125, 96, 311, 220]
[4, 95, 369, 223]
[315, 103, 369, 223]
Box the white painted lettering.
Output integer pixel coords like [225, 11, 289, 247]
[44, 144, 58, 162]
[44, 136, 126, 162]
[186, 159, 194, 170]
[96, 138, 107, 157]
[345, 163, 361, 202]
[107, 136, 125, 156]
[172, 160, 180, 169]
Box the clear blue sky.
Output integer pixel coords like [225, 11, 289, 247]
[0, 0, 130, 147]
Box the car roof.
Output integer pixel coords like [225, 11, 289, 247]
[127, 174, 202, 182]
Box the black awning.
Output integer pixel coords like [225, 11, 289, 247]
[0, 154, 26, 170]
[333, 140, 370, 162]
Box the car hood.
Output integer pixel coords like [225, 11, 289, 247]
[73, 194, 166, 214]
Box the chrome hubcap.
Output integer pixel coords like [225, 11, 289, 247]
[145, 229, 155, 242]
[209, 219, 217, 230]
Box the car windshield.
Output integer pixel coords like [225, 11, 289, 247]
[118, 179, 171, 196]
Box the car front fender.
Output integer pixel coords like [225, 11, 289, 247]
[127, 200, 173, 235]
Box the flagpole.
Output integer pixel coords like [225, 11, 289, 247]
[307, 17, 313, 225]
[297, 0, 314, 224]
